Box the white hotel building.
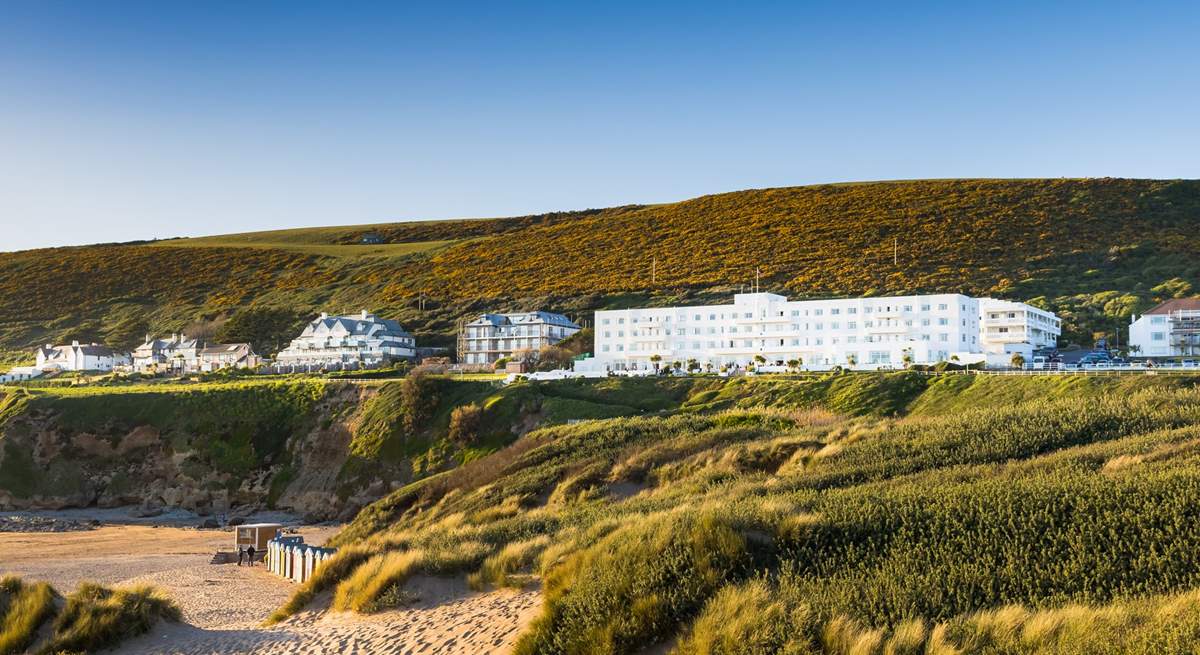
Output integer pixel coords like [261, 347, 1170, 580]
[580, 292, 1059, 372]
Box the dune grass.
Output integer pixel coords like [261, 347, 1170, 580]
[0, 577, 178, 655]
[281, 376, 1200, 654]
[0, 576, 56, 655]
[39, 582, 181, 654]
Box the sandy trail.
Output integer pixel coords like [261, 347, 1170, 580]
[0, 524, 542, 654]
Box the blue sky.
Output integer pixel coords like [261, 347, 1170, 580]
[1, 1, 1197, 251]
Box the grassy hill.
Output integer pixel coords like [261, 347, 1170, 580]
[2, 178, 1198, 356]
[272, 373, 1200, 654]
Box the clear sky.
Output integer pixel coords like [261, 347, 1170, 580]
[1, 1, 1197, 251]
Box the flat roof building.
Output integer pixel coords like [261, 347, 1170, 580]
[578, 292, 1059, 372]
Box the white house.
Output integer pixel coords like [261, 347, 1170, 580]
[459, 311, 581, 365]
[0, 366, 43, 383]
[198, 343, 260, 372]
[1128, 298, 1200, 358]
[132, 334, 204, 373]
[36, 341, 130, 372]
[577, 292, 1059, 373]
[275, 310, 416, 367]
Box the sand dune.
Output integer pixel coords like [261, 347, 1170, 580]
[0, 523, 542, 654]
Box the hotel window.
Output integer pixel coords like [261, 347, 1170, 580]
[602, 345, 610, 352]
[847, 336, 857, 344]
[743, 340, 753, 347]
[962, 334, 967, 342]
[938, 318, 949, 326]
[618, 330, 624, 337]
[694, 314, 701, 321]
[831, 308, 840, 315]
[848, 308, 857, 314]
[1151, 317, 1166, 325]
[903, 305, 912, 312]
[864, 307, 873, 314]
[938, 303, 948, 311]
[1152, 332, 1166, 341]
[922, 319, 930, 327]
[939, 333, 949, 342]
[602, 318, 610, 325]
[603, 331, 611, 338]
[921, 334, 930, 341]
[814, 309, 823, 316]
[848, 321, 857, 329]
[865, 321, 874, 328]
[709, 314, 716, 320]
[791, 310, 800, 317]
[815, 323, 823, 330]
[744, 312, 753, 318]
[921, 304, 930, 311]
[692, 342, 701, 349]
[617, 345, 624, 351]
[676, 329, 685, 336]
[831, 321, 840, 329]
[815, 338, 822, 345]
[791, 339, 799, 345]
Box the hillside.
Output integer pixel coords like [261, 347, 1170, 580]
[2, 178, 1198, 357]
[271, 373, 1200, 654]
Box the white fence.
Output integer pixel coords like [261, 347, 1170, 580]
[266, 537, 337, 584]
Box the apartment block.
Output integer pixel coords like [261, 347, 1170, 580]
[459, 311, 581, 365]
[580, 292, 1059, 372]
[1129, 298, 1200, 358]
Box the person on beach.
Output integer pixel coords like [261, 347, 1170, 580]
[247, 545, 256, 566]
[237, 546, 245, 566]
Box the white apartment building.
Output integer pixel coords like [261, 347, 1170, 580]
[579, 292, 1060, 372]
[459, 311, 581, 365]
[36, 341, 130, 372]
[979, 299, 1061, 361]
[275, 310, 416, 366]
[1128, 298, 1200, 358]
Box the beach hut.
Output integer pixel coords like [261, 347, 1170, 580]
[235, 523, 282, 558]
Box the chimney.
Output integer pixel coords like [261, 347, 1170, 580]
[71, 340, 79, 347]
[320, 312, 328, 320]
[361, 309, 370, 320]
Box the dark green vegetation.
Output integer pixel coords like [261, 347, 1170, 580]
[3, 179, 1198, 354]
[275, 373, 1200, 654]
[0, 576, 178, 655]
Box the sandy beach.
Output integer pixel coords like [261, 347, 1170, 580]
[0, 516, 541, 654]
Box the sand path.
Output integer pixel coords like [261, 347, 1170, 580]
[0, 524, 542, 654]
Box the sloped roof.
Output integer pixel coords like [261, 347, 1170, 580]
[467, 311, 579, 329]
[200, 343, 253, 356]
[1145, 298, 1200, 314]
[304, 312, 411, 337]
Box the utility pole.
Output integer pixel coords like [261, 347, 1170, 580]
[755, 267, 760, 294]
[652, 256, 657, 284]
[893, 237, 898, 266]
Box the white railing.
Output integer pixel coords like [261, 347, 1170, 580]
[266, 537, 337, 584]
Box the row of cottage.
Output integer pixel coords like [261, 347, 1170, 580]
[5, 293, 1197, 381]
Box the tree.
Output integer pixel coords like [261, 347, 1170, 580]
[901, 348, 914, 369]
[786, 359, 800, 371]
[1010, 352, 1026, 369]
[687, 358, 700, 373]
[649, 354, 662, 373]
[754, 354, 767, 366]
[448, 403, 483, 445]
[401, 371, 439, 435]
[493, 357, 511, 371]
[846, 353, 857, 368]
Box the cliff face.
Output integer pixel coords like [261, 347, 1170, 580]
[0, 381, 373, 519]
[0, 376, 657, 519]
